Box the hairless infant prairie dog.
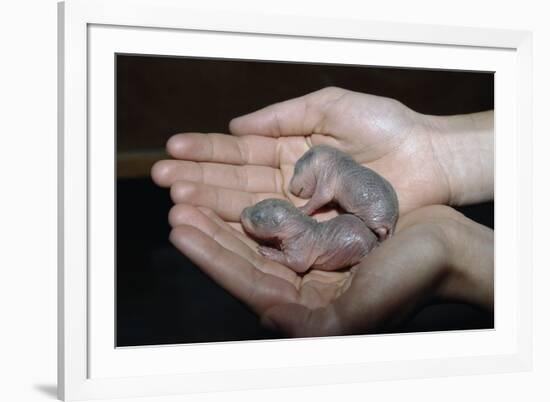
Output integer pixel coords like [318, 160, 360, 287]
[241, 199, 378, 273]
[289, 145, 399, 240]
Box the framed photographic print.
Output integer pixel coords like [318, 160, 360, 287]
[58, 0, 532, 400]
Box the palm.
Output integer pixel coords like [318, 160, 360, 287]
[304, 90, 450, 213]
[265, 90, 450, 214]
[236, 240, 356, 313]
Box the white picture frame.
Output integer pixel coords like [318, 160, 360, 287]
[58, 0, 533, 400]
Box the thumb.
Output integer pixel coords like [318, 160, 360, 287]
[229, 87, 347, 138]
[260, 303, 341, 338]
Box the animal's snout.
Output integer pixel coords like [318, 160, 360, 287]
[240, 206, 254, 225]
[241, 206, 268, 226]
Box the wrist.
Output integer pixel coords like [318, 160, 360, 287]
[419, 111, 494, 206]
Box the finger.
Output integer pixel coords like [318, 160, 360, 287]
[151, 159, 283, 192]
[199, 210, 245, 234]
[229, 87, 347, 137]
[170, 180, 285, 222]
[166, 133, 280, 166]
[169, 204, 258, 252]
[170, 225, 298, 314]
[261, 303, 342, 337]
[196, 206, 249, 241]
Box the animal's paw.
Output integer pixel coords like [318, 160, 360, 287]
[257, 246, 280, 259]
[374, 226, 392, 241]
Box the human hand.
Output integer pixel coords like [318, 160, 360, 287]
[168, 204, 493, 337]
[152, 87, 493, 219]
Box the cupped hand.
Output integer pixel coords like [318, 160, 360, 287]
[152, 87, 452, 221]
[168, 204, 355, 326]
[168, 203, 492, 337]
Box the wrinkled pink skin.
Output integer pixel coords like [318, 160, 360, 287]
[290, 145, 399, 240]
[241, 199, 378, 273]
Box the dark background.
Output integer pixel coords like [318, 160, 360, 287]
[116, 54, 494, 347]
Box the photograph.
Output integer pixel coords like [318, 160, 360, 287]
[115, 54, 495, 347]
